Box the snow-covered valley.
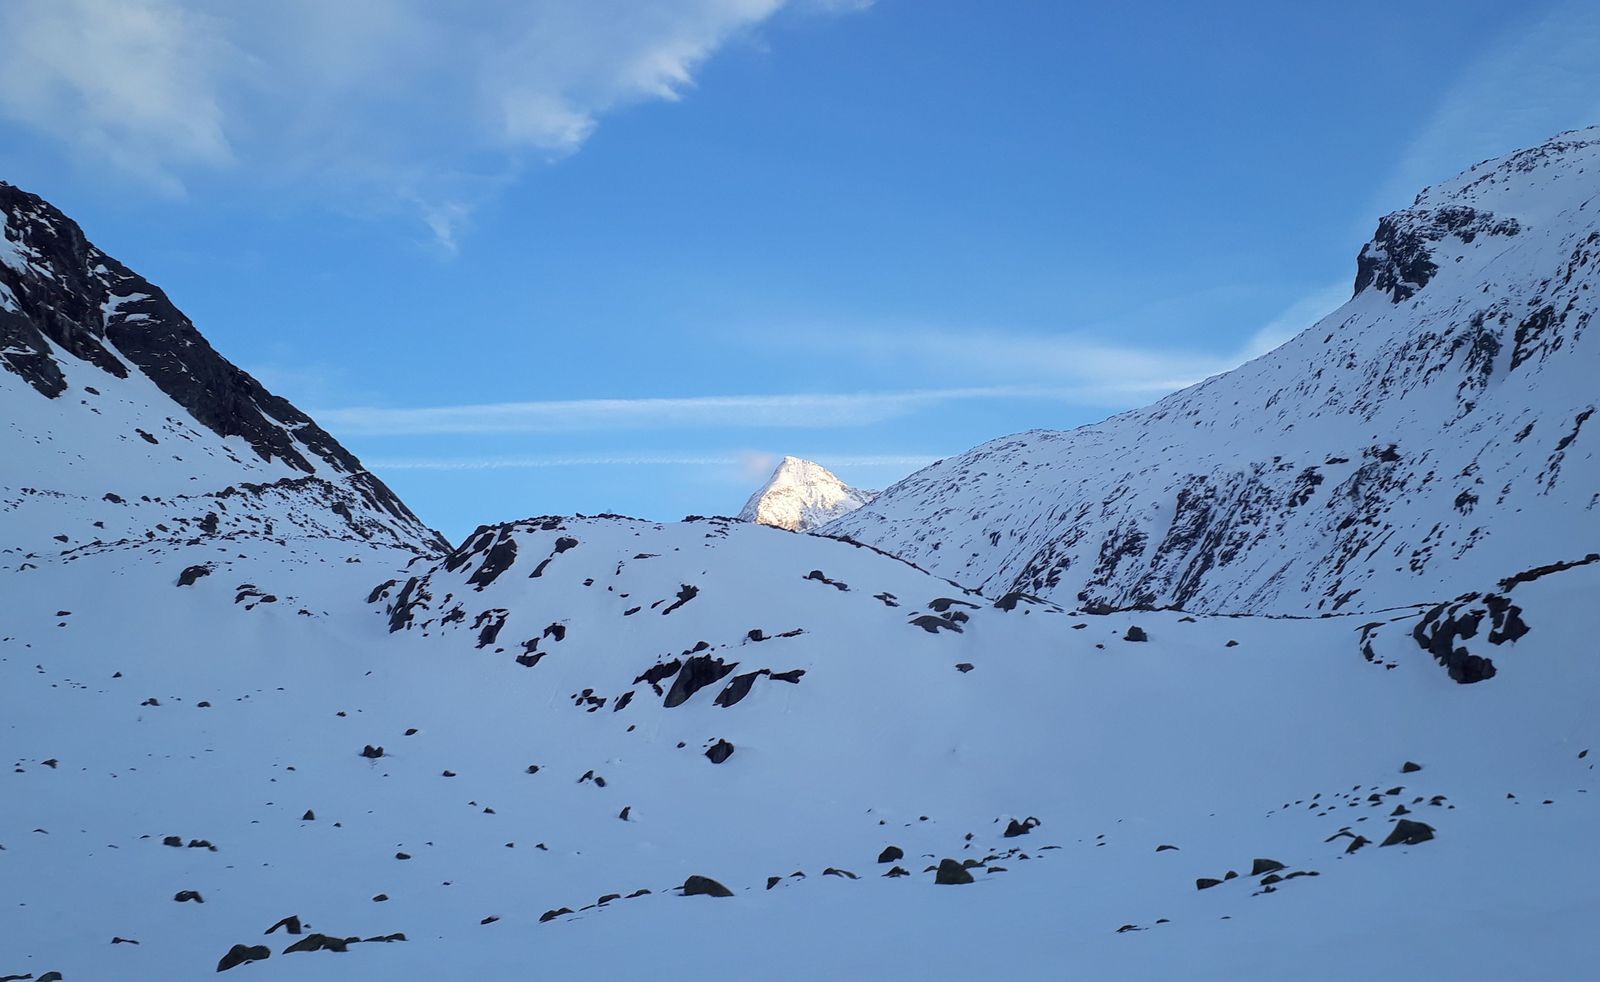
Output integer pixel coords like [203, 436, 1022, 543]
[4, 133, 1599, 979]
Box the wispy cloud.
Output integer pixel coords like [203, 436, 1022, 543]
[0, 0, 867, 244]
[791, 283, 1353, 402]
[316, 387, 1066, 436]
[0, 0, 234, 195]
[317, 284, 1356, 438]
[1374, 0, 1600, 215]
[367, 451, 938, 471]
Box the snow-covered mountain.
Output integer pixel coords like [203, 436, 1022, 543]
[0, 180, 447, 558]
[826, 128, 1600, 616]
[4, 134, 1599, 981]
[737, 455, 876, 531]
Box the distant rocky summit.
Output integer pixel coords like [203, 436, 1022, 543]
[738, 456, 877, 532]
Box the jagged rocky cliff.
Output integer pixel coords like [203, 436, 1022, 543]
[0, 180, 447, 556]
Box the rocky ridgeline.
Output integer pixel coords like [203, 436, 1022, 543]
[826, 128, 1600, 617]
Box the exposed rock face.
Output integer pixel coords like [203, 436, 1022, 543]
[0, 180, 447, 556]
[738, 457, 877, 532]
[825, 129, 1600, 615]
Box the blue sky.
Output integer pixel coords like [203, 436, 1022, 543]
[3, 0, 1598, 541]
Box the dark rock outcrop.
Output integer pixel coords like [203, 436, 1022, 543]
[216, 943, 271, 972]
[681, 875, 734, 898]
[934, 858, 975, 885]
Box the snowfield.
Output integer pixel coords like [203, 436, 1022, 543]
[2, 515, 1596, 978]
[3, 135, 1599, 979]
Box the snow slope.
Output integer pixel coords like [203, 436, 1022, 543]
[2, 513, 1596, 979]
[826, 128, 1600, 615]
[737, 456, 877, 531]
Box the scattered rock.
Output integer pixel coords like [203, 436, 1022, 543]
[705, 739, 735, 764]
[1003, 817, 1040, 838]
[877, 845, 904, 863]
[217, 943, 271, 972]
[1123, 626, 1148, 642]
[265, 915, 302, 935]
[681, 875, 734, 898]
[177, 564, 213, 587]
[934, 858, 975, 885]
[283, 933, 352, 954]
[1380, 819, 1435, 847]
[664, 655, 738, 708]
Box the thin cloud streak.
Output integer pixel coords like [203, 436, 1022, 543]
[320, 285, 1358, 439]
[367, 452, 941, 471]
[316, 387, 1082, 436]
[795, 284, 1353, 405]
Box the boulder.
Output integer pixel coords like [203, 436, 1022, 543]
[935, 858, 975, 885]
[1380, 819, 1435, 847]
[217, 943, 270, 972]
[682, 875, 734, 898]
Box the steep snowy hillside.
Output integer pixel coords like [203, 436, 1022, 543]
[0, 181, 445, 556]
[737, 456, 877, 531]
[3, 513, 1596, 979]
[826, 128, 1600, 615]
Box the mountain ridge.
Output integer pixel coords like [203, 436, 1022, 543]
[825, 126, 1600, 616]
[1, 180, 448, 556]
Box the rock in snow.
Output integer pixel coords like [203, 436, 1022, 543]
[738, 456, 877, 532]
